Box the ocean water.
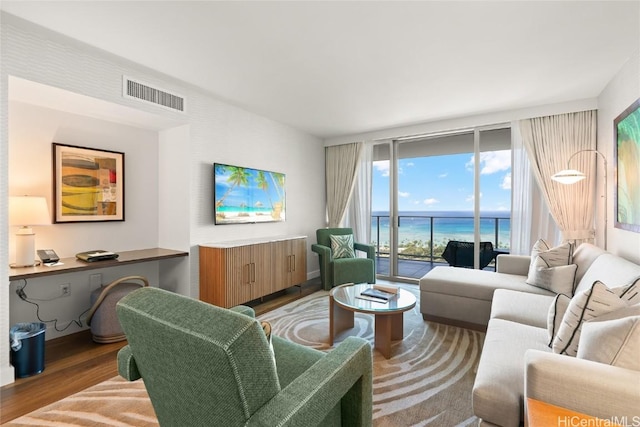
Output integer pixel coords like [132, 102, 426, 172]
[371, 211, 511, 249]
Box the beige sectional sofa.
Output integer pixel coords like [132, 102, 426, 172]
[419, 243, 640, 427]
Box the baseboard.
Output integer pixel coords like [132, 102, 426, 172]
[422, 313, 487, 332]
[0, 363, 15, 386]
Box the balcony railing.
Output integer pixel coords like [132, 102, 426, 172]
[371, 214, 510, 266]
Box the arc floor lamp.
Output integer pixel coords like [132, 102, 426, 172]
[551, 149, 607, 250]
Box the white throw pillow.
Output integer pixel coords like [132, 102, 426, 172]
[547, 293, 571, 346]
[577, 315, 640, 370]
[552, 281, 628, 356]
[527, 240, 575, 294]
[527, 257, 577, 295]
[616, 277, 640, 305]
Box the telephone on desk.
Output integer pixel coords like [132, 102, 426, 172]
[76, 250, 119, 262]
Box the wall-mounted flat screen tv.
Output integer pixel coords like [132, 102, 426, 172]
[214, 163, 285, 225]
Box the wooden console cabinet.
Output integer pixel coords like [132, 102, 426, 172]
[199, 236, 307, 307]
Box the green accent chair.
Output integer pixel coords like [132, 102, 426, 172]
[311, 228, 376, 291]
[116, 287, 373, 427]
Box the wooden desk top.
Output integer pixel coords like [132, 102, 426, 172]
[527, 398, 623, 427]
[9, 248, 188, 281]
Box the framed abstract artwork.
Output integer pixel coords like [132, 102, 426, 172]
[613, 98, 640, 233]
[53, 143, 125, 223]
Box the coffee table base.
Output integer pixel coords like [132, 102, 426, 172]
[329, 296, 405, 359]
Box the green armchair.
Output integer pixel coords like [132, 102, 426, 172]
[116, 287, 373, 427]
[312, 228, 376, 291]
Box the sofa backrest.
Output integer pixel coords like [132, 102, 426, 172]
[572, 243, 607, 286]
[575, 251, 640, 294]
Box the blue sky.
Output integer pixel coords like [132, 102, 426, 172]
[372, 150, 511, 212]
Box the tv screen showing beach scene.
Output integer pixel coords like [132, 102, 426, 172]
[214, 163, 285, 225]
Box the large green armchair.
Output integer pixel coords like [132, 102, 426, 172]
[312, 228, 376, 291]
[116, 287, 373, 427]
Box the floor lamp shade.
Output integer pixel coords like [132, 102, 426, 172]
[9, 196, 51, 267]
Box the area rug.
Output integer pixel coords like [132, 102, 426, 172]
[4, 285, 484, 426]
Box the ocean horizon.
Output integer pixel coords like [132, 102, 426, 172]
[371, 210, 511, 249]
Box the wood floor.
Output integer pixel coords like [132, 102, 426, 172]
[0, 281, 322, 423]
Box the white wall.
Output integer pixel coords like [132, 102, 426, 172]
[1, 13, 325, 385]
[597, 51, 640, 263]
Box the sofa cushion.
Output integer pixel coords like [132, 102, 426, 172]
[617, 277, 640, 305]
[473, 319, 550, 427]
[491, 289, 555, 329]
[552, 281, 629, 356]
[547, 293, 571, 346]
[529, 240, 573, 268]
[420, 266, 554, 302]
[578, 314, 640, 371]
[571, 243, 607, 287]
[575, 254, 640, 294]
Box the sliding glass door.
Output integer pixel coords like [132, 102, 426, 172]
[372, 127, 511, 281]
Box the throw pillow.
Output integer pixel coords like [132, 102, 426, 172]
[530, 239, 574, 267]
[260, 321, 275, 359]
[547, 293, 571, 346]
[577, 315, 640, 371]
[527, 240, 576, 294]
[330, 234, 355, 259]
[552, 281, 628, 356]
[527, 257, 577, 294]
[616, 277, 640, 305]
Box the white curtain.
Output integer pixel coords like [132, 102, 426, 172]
[520, 111, 598, 247]
[325, 142, 363, 227]
[510, 121, 560, 254]
[344, 142, 373, 244]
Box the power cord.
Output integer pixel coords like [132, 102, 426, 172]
[15, 280, 91, 332]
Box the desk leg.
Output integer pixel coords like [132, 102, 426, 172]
[374, 313, 404, 359]
[329, 296, 353, 346]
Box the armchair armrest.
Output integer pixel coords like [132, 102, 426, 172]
[117, 345, 142, 381]
[248, 336, 373, 426]
[229, 305, 255, 318]
[311, 243, 332, 259]
[354, 242, 375, 260]
[525, 350, 640, 421]
[496, 254, 530, 275]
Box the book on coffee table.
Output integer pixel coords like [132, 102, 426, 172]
[360, 288, 395, 301]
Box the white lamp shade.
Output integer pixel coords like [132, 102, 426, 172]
[551, 169, 586, 185]
[9, 196, 51, 226]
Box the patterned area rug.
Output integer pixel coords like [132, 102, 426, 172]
[4, 285, 484, 426]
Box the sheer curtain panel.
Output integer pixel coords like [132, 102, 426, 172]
[520, 111, 598, 247]
[344, 142, 373, 244]
[325, 142, 363, 228]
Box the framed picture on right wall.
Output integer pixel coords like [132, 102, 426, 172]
[614, 97, 640, 233]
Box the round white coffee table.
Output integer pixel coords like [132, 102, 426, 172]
[329, 283, 416, 358]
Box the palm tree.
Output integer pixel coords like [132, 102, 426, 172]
[256, 171, 273, 209]
[216, 166, 250, 206]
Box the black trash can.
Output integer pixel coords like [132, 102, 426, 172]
[10, 322, 46, 378]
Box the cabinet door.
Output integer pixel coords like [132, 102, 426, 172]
[251, 243, 273, 300]
[226, 245, 254, 307]
[290, 237, 307, 286]
[272, 238, 307, 291]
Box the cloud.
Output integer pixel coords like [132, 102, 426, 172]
[465, 192, 483, 202]
[423, 198, 439, 206]
[374, 160, 389, 177]
[438, 172, 448, 178]
[399, 191, 410, 197]
[406, 162, 415, 167]
[500, 172, 511, 190]
[465, 150, 511, 175]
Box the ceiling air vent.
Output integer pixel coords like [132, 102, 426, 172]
[123, 76, 186, 113]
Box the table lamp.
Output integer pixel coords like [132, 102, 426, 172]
[9, 196, 51, 267]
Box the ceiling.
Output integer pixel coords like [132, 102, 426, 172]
[2, 1, 639, 139]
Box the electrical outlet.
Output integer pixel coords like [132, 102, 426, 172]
[60, 283, 71, 297]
